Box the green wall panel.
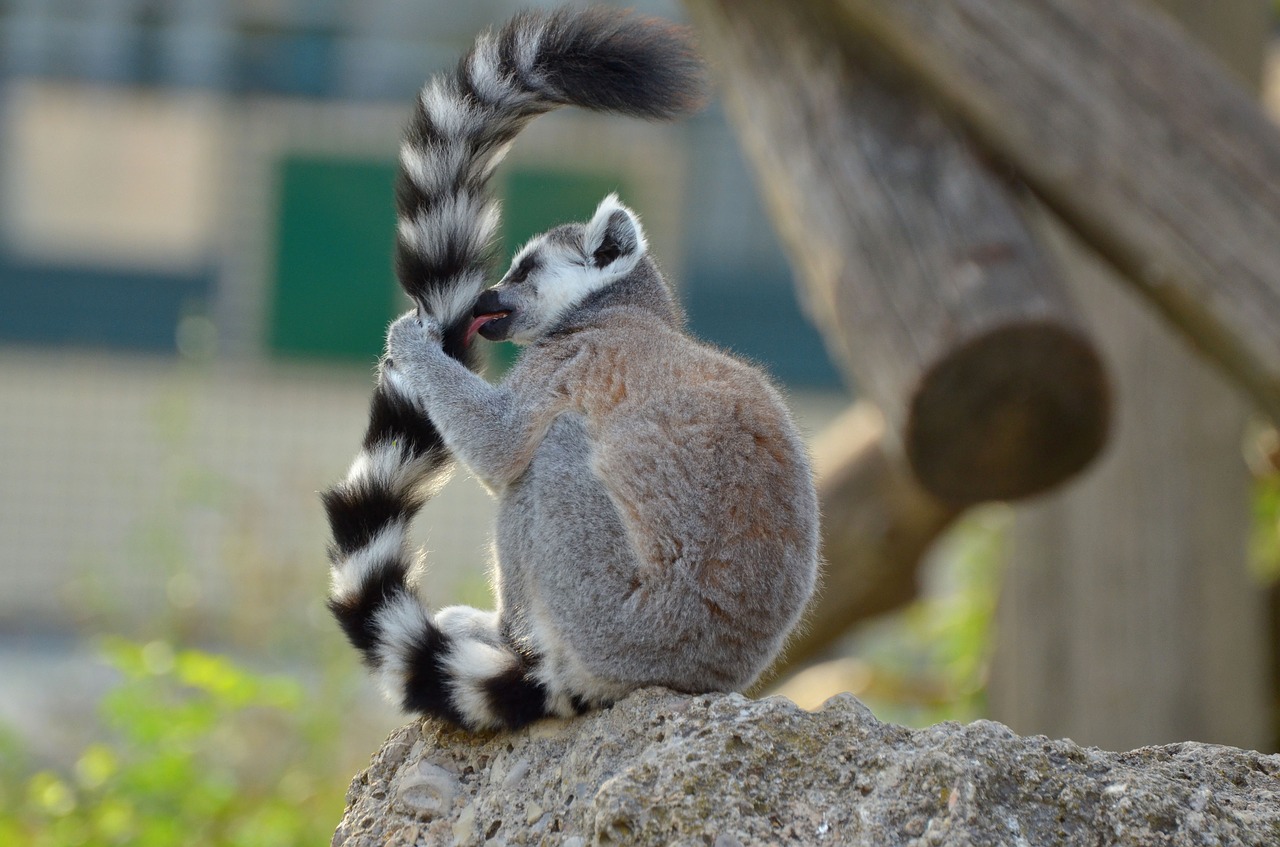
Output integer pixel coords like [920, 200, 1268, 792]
[500, 169, 623, 253]
[270, 156, 400, 362]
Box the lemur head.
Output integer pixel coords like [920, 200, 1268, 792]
[466, 194, 649, 345]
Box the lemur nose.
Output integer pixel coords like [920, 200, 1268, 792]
[474, 288, 506, 316]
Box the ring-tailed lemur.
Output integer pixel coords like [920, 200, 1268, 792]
[323, 6, 820, 732]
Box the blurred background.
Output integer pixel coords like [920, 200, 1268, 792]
[0, 0, 849, 842]
[1, 0, 1278, 845]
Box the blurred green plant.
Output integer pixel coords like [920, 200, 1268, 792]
[1250, 472, 1280, 585]
[843, 508, 1009, 727]
[846, 456, 1280, 729]
[0, 639, 347, 847]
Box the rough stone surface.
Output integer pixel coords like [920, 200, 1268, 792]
[332, 688, 1280, 846]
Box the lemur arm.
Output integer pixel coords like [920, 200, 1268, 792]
[385, 313, 563, 490]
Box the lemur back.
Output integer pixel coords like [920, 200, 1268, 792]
[324, 6, 819, 732]
[489, 305, 818, 709]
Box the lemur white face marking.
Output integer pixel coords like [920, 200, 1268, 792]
[469, 194, 649, 345]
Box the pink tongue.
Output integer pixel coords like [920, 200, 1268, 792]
[465, 312, 508, 346]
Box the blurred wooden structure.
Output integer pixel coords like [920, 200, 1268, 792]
[756, 404, 960, 690]
[685, 0, 1109, 510]
[993, 0, 1272, 751]
[687, 0, 1277, 749]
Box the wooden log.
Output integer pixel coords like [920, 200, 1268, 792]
[993, 208, 1272, 751]
[684, 0, 1109, 505]
[991, 0, 1273, 753]
[828, 0, 1280, 423]
[757, 404, 961, 689]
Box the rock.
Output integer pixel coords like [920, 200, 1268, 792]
[393, 761, 459, 818]
[332, 688, 1280, 846]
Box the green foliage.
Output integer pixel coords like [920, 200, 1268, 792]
[858, 462, 1280, 727]
[849, 509, 1008, 727]
[0, 640, 346, 847]
[1250, 472, 1280, 584]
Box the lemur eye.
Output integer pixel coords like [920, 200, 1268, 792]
[508, 255, 537, 284]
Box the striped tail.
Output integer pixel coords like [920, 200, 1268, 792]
[395, 4, 707, 340]
[322, 368, 552, 731]
[322, 6, 706, 731]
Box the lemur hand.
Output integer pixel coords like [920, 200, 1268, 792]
[386, 310, 443, 365]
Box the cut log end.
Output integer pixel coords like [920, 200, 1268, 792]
[906, 321, 1110, 505]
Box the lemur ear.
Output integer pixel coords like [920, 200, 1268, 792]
[585, 194, 647, 270]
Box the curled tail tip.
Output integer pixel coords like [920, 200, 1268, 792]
[394, 5, 706, 314]
[525, 5, 710, 120]
[376, 606, 553, 731]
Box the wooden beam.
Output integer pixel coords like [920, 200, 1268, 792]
[990, 0, 1273, 754]
[994, 209, 1271, 751]
[685, 0, 1109, 505]
[829, 0, 1280, 422]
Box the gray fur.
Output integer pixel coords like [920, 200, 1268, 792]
[327, 8, 806, 732]
[385, 197, 821, 718]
